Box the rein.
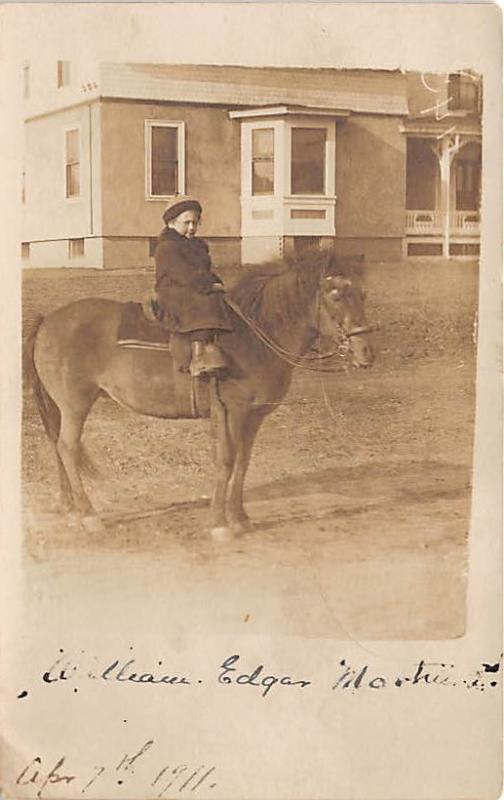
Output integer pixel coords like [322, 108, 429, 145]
[224, 292, 371, 374]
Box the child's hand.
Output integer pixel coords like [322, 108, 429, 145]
[211, 283, 225, 292]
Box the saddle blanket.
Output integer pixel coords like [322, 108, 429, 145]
[117, 301, 171, 351]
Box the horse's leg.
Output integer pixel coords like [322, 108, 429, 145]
[226, 410, 266, 532]
[209, 379, 236, 539]
[56, 406, 94, 516]
[54, 445, 74, 511]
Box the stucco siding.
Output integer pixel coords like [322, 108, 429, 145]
[23, 103, 100, 243]
[336, 115, 406, 239]
[334, 237, 404, 261]
[100, 100, 241, 240]
[23, 237, 103, 269]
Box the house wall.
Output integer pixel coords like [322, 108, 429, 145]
[406, 73, 449, 117]
[24, 237, 103, 269]
[22, 101, 103, 267]
[23, 58, 100, 122]
[335, 115, 406, 259]
[100, 99, 242, 244]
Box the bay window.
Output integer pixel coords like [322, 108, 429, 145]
[291, 127, 326, 195]
[231, 107, 343, 261]
[252, 128, 274, 195]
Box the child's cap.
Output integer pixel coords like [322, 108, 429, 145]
[163, 197, 202, 225]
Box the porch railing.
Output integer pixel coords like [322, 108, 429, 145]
[406, 210, 480, 236]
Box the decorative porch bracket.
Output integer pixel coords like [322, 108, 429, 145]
[428, 133, 480, 257]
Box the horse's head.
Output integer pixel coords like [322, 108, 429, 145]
[317, 274, 374, 368]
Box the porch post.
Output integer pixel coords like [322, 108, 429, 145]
[439, 138, 451, 258]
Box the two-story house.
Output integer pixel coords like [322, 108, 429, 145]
[21, 62, 481, 269]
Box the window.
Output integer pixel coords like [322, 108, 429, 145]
[23, 63, 30, 99]
[236, 112, 336, 242]
[145, 121, 185, 198]
[252, 128, 274, 195]
[291, 128, 326, 195]
[65, 128, 80, 198]
[448, 73, 480, 112]
[408, 242, 443, 257]
[68, 238, 84, 258]
[450, 243, 480, 257]
[57, 61, 71, 88]
[21, 242, 30, 260]
[456, 160, 481, 210]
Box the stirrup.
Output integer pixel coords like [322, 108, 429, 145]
[189, 341, 228, 377]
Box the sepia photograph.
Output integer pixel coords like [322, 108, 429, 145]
[1, 4, 501, 799]
[21, 61, 482, 639]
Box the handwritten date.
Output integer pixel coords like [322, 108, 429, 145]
[16, 740, 217, 799]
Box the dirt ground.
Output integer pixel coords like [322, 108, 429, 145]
[21, 262, 478, 639]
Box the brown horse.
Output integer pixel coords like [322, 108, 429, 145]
[25, 258, 373, 539]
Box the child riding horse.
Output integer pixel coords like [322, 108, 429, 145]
[154, 196, 232, 377]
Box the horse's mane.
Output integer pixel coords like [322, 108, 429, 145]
[228, 255, 326, 338]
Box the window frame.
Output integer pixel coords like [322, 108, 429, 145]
[286, 119, 335, 199]
[145, 120, 185, 201]
[63, 125, 81, 201]
[68, 238, 85, 259]
[289, 126, 328, 196]
[448, 73, 481, 113]
[57, 61, 71, 88]
[251, 127, 275, 197]
[242, 120, 283, 200]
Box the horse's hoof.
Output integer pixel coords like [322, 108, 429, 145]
[229, 519, 253, 535]
[211, 526, 235, 542]
[59, 497, 74, 513]
[81, 515, 106, 534]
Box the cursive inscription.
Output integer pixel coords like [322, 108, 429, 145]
[101, 659, 191, 685]
[218, 654, 311, 697]
[42, 652, 191, 686]
[16, 756, 76, 799]
[33, 650, 502, 698]
[15, 741, 218, 799]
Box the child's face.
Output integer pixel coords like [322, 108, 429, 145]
[170, 210, 200, 239]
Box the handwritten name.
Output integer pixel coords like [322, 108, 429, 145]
[40, 652, 311, 697]
[42, 654, 191, 686]
[218, 654, 311, 697]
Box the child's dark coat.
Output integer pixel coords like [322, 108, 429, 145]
[154, 227, 232, 333]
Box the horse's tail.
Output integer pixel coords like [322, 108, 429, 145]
[24, 316, 61, 443]
[24, 316, 98, 480]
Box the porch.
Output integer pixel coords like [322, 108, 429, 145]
[404, 132, 481, 257]
[406, 209, 480, 236]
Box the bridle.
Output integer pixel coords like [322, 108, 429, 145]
[223, 282, 372, 374]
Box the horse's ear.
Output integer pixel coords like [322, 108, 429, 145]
[328, 253, 365, 282]
[294, 251, 328, 281]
